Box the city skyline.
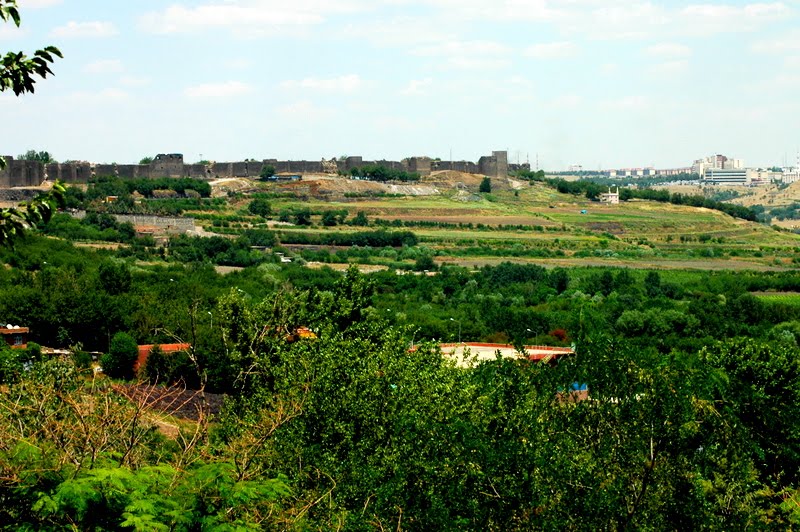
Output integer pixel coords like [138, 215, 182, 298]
[2, 0, 799, 170]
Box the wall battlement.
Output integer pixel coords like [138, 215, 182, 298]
[0, 150, 528, 188]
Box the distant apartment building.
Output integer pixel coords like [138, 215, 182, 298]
[783, 168, 800, 184]
[693, 154, 743, 175]
[751, 170, 783, 185]
[702, 168, 752, 185]
[605, 166, 693, 178]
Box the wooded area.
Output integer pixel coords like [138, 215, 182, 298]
[1, 231, 800, 528]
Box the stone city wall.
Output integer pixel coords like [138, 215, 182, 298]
[0, 188, 42, 201]
[0, 150, 512, 188]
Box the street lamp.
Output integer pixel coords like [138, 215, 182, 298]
[450, 318, 461, 344]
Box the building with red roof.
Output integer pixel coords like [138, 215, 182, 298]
[135, 343, 191, 372]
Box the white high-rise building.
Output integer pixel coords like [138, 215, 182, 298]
[693, 154, 744, 175]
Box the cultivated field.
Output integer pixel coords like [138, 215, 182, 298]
[196, 179, 800, 272]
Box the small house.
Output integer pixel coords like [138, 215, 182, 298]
[599, 187, 620, 205]
[135, 343, 191, 372]
[0, 324, 29, 349]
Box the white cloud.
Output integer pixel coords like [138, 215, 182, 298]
[524, 41, 577, 59]
[680, 2, 791, 34]
[140, 1, 367, 35]
[412, 39, 512, 69]
[83, 59, 124, 74]
[400, 78, 434, 96]
[599, 63, 619, 75]
[568, 3, 670, 40]
[373, 115, 415, 131]
[66, 88, 130, 104]
[548, 1, 790, 40]
[275, 99, 334, 120]
[645, 43, 692, 58]
[184, 81, 254, 99]
[602, 95, 650, 111]
[227, 58, 254, 70]
[281, 75, 365, 93]
[395, 0, 566, 22]
[19, 0, 62, 7]
[550, 93, 582, 109]
[753, 31, 800, 53]
[50, 21, 118, 38]
[0, 24, 27, 40]
[648, 60, 690, 77]
[342, 17, 456, 47]
[119, 76, 151, 88]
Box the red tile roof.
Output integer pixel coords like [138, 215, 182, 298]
[135, 343, 191, 372]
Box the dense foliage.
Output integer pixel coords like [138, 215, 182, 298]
[0, 0, 62, 99]
[86, 175, 212, 200]
[349, 165, 421, 182]
[1, 258, 800, 528]
[0, 211, 800, 528]
[41, 212, 136, 244]
[16, 149, 55, 164]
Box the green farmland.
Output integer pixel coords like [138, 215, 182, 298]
[210, 182, 800, 272]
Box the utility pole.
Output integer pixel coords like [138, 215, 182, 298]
[450, 318, 461, 344]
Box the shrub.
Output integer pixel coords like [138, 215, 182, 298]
[248, 198, 272, 217]
[100, 332, 139, 380]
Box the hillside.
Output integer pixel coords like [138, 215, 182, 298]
[221, 179, 800, 272]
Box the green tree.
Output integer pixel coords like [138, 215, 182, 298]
[415, 254, 436, 271]
[259, 164, 276, 179]
[0, 182, 65, 246]
[321, 210, 338, 226]
[98, 260, 132, 295]
[351, 211, 368, 226]
[138, 156, 153, 165]
[644, 270, 662, 298]
[17, 149, 55, 164]
[248, 198, 272, 217]
[479, 176, 492, 193]
[0, 1, 64, 245]
[100, 332, 138, 380]
[0, 0, 62, 101]
[702, 338, 800, 486]
[293, 207, 311, 226]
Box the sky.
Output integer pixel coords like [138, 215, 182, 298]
[1, 0, 799, 170]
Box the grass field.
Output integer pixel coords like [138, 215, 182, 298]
[752, 292, 800, 305]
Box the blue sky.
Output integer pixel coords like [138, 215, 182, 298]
[2, 0, 799, 170]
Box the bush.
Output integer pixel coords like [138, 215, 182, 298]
[100, 332, 139, 380]
[248, 198, 272, 217]
[260, 164, 276, 179]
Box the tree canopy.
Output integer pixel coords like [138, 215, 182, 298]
[0, 1, 64, 246]
[17, 149, 55, 164]
[0, 0, 61, 100]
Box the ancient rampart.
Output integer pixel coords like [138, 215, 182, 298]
[0, 150, 529, 188]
